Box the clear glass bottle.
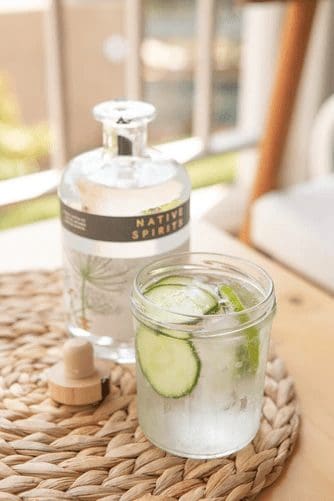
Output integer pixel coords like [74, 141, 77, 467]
[58, 100, 191, 362]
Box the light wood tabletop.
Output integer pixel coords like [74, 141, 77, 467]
[1, 218, 334, 499]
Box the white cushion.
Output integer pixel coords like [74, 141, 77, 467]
[251, 174, 334, 292]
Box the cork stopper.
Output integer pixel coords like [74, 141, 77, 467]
[48, 339, 110, 406]
[63, 339, 95, 379]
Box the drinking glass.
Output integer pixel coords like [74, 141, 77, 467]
[131, 252, 276, 458]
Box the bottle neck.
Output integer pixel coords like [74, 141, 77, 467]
[102, 122, 148, 157]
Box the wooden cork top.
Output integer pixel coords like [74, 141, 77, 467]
[48, 339, 111, 405]
[63, 338, 95, 379]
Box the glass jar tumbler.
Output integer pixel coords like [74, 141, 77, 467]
[131, 253, 276, 459]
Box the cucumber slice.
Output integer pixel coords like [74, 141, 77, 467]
[154, 275, 194, 286]
[136, 324, 201, 398]
[144, 284, 218, 322]
[160, 328, 190, 340]
[144, 282, 219, 337]
[218, 284, 259, 375]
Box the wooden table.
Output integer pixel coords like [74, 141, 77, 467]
[1, 219, 333, 499]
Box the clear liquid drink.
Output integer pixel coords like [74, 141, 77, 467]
[131, 253, 276, 458]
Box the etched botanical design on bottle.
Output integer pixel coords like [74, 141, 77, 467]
[64, 250, 131, 330]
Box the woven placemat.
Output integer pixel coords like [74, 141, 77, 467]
[0, 270, 299, 501]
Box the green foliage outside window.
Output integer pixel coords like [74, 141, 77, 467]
[0, 73, 50, 181]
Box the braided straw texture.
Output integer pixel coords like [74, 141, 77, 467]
[0, 270, 299, 501]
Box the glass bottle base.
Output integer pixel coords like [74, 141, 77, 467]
[68, 324, 135, 363]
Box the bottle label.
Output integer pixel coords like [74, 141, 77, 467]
[60, 199, 190, 243]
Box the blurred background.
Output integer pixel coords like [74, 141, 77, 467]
[0, 0, 243, 230]
[0, 0, 240, 189]
[0, 0, 333, 291]
[0, 0, 240, 148]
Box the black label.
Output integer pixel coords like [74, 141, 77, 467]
[60, 199, 190, 242]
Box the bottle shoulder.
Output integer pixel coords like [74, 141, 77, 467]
[59, 148, 191, 216]
[61, 147, 189, 187]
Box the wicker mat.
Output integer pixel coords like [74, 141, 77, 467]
[0, 270, 299, 501]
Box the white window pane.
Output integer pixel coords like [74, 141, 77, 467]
[212, 0, 241, 131]
[143, 0, 195, 143]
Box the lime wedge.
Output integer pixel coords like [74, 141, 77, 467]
[219, 284, 259, 375]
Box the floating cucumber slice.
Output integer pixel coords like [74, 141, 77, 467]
[154, 275, 194, 286]
[218, 284, 259, 375]
[145, 280, 216, 340]
[144, 284, 218, 322]
[136, 324, 201, 398]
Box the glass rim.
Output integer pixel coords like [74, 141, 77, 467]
[131, 251, 275, 330]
